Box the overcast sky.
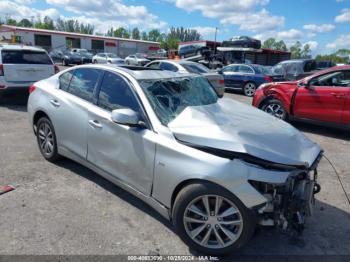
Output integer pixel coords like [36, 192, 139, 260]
[1, 0, 350, 54]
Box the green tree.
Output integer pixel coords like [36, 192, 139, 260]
[301, 44, 311, 58]
[106, 27, 114, 37]
[290, 41, 302, 59]
[167, 27, 201, 42]
[315, 54, 347, 64]
[6, 18, 17, 26]
[262, 38, 287, 51]
[262, 38, 277, 49]
[275, 40, 287, 51]
[79, 23, 94, 34]
[131, 27, 140, 40]
[141, 31, 148, 41]
[148, 29, 161, 42]
[114, 27, 130, 38]
[18, 18, 32, 28]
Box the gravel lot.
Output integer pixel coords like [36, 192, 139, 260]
[0, 74, 350, 259]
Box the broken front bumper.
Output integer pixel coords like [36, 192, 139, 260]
[249, 153, 322, 233]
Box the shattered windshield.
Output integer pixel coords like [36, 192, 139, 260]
[139, 76, 218, 125]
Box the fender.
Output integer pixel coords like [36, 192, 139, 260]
[264, 87, 294, 114]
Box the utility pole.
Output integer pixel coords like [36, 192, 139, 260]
[214, 27, 218, 54]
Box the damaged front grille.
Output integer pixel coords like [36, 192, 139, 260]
[250, 169, 321, 233]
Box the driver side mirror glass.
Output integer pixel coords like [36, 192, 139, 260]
[111, 108, 146, 128]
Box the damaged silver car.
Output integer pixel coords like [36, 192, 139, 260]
[28, 64, 322, 255]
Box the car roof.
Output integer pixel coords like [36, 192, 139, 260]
[0, 44, 46, 52]
[280, 59, 314, 64]
[151, 59, 198, 66]
[74, 64, 195, 80]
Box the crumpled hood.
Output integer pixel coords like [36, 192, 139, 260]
[168, 98, 322, 167]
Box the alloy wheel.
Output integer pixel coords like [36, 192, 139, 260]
[243, 83, 256, 97]
[38, 122, 55, 157]
[183, 195, 243, 249]
[264, 103, 285, 119]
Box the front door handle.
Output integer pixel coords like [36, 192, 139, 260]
[88, 120, 103, 129]
[50, 99, 60, 107]
[330, 92, 347, 99]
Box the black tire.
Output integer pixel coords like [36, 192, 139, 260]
[261, 99, 288, 121]
[36, 117, 60, 162]
[243, 82, 257, 97]
[172, 182, 256, 256]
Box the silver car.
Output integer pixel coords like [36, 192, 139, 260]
[125, 53, 150, 66]
[28, 64, 322, 255]
[92, 53, 125, 65]
[145, 60, 225, 97]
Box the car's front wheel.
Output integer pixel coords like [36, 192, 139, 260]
[262, 99, 288, 121]
[172, 182, 255, 256]
[36, 117, 60, 162]
[243, 82, 257, 97]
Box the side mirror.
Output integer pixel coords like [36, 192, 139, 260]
[111, 108, 146, 128]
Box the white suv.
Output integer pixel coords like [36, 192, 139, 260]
[0, 44, 58, 98]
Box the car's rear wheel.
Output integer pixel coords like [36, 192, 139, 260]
[36, 117, 60, 162]
[173, 182, 255, 256]
[262, 99, 288, 120]
[243, 82, 257, 97]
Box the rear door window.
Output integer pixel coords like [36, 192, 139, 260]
[147, 62, 161, 69]
[223, 65, 239, 72]
[239, 65, 254, 74]
[181, 63, 209, 74]
[160, 62, 178, 72]
[97, 72, 140, 112]
[1, 50, 52, 64]
[67, 68, 102, 102]
[59, 70, 74, 91]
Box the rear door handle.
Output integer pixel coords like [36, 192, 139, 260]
[88, 120, 103, 129]
[50, 99, 60, 107]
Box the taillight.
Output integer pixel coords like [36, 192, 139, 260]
[0, 64, 4, 76]
[29, 85, 36, 94]
[54, 64, 60, 74]
[219, 79, 225, 85]
[264, 76, 273, 82]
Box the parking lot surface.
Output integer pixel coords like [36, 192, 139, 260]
[0, 86, 350, 258]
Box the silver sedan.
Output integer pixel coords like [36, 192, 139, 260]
[92, 53, 124, 64]
[145, 60, 225, 98]
[28, 64, 322, 255]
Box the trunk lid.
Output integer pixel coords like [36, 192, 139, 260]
[202, 72, 225, 89]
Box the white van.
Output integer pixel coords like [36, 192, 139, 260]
[0, 44, 58, 97]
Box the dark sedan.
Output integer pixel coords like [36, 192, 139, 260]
[178, 45, 210, 58]
[219, 64, 272, 96]
[222, 36, 261, 49]
[62, 49, 93, 66]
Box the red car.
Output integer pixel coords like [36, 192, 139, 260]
[252, 65, 350, 127]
